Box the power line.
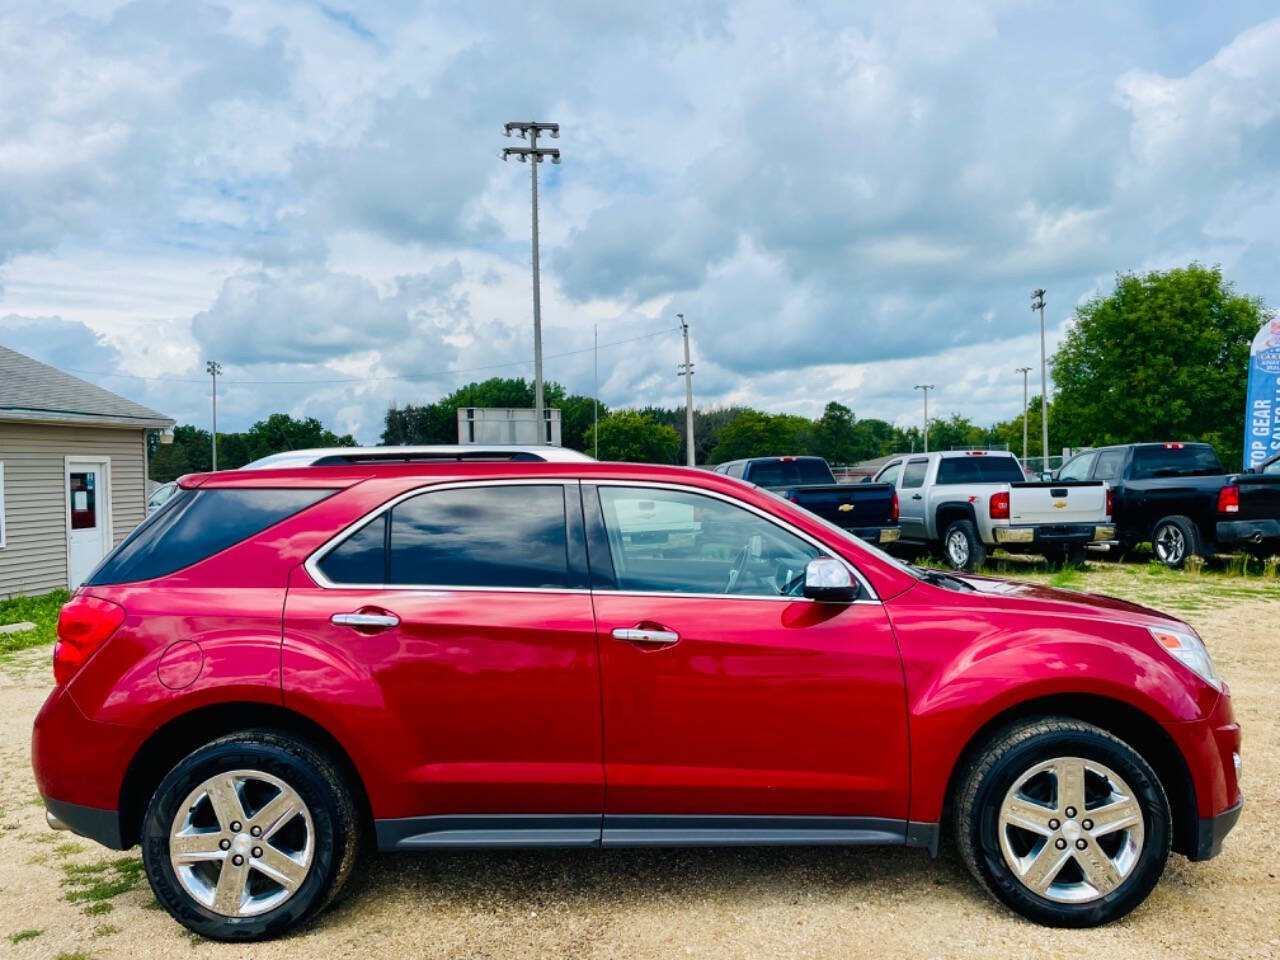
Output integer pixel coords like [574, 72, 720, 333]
[56, 325, 678, 387]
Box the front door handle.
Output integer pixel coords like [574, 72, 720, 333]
[911, 493, 923, 500]
[331, 611, 400, 630]
[612, 627, 679, 645]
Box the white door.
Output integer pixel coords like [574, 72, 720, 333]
[66, 459, 110, 588]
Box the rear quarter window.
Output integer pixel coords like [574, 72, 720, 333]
[87, 487, 332, 585]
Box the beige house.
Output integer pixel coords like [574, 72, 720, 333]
[0, 345, 173, 598]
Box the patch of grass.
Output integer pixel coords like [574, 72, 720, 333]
[61, 856, 144, 904]
[82, 902, 113, 917]
[0, 589, 69, 654]
[54, 841, 85, 857]
[9, 929, 42, 944]
[1048, 566, 1084, 589]
[92, 924, 119, 938]
[54, 952, 93, 960]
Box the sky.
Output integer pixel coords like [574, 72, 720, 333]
[2, 0, 1279, 444]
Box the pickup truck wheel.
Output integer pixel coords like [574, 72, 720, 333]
[1151, 515, 1201, 569]
[942, 519, 986, 571]
[954, 718, 1171, 927]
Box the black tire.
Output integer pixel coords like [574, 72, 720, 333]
[942, 519, 986, 571]
[1150, 515, 1202, 569]
[141, 730, 361, 942]
[953, 718, 1171, 928]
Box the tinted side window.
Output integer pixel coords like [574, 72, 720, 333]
[977, 456, 1027, 483]
[1093, 449, 1125, 481]
[388, 485, 568, 589]
[902, 459, 929, 488]
[1058, 452, 1097, 481]
[88, 488, 332, 585]
[598, 487, 819, 597]
[317, 514, 387, 584]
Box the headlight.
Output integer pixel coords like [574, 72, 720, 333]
[1149, 626, 1222, 690]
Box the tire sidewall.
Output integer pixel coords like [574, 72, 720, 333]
[142, 738, 347, 941]
[1151, 516, 1195, 569]
[943, 520, 980, 571]
[967, 728, 1170, 927]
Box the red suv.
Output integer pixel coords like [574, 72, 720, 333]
[33, 460, 1242, 940]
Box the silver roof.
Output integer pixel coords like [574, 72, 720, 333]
[0, 344, 172, 427]
[241, 445, 596, 469]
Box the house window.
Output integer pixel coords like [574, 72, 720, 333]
[0, 462, 6, 549]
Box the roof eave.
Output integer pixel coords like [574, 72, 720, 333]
[0, 409, 175, 430]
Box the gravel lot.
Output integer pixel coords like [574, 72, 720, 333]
[1, 565, 1276, 959]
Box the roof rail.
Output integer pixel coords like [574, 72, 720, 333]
[241, 445, 595, 470]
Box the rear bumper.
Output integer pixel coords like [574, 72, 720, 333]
[1215, 519, 1280, 547]
[993, 523, 1107, 546]
[42, 797, 126, 850]
[847, 525, 900, 544]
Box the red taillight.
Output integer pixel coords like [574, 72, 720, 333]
[891, 490, 899, 523]
[1218, 485, 1239, 515]
[1105, 486, 1114, 518]
[53, 595, 125, 686]
[989, 490, 1010, 520]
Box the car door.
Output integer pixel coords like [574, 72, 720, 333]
[897, 457, 930, 540]
[585, 482, 909, 842]
[283, 479, 604, 846]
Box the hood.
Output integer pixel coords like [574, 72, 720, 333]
[946, 572, 1177, 625]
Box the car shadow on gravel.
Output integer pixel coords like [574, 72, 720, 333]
[316, 842, 986, 927]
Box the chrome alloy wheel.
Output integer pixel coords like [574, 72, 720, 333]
[169, 769, 314, 917]
[997, 756, 1145, 904]
[1153, 523, 1185, 566]
[946, 529, 970, 567]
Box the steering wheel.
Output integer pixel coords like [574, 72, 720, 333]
[724, 544, 751, 593]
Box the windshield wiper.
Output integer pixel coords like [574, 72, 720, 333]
[910, 565, 976, 591]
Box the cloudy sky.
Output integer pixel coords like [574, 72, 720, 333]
[2, 0, 1279, 443]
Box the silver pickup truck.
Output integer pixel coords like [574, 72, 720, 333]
[871, 450, 1113, 570]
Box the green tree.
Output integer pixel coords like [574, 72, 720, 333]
[708, 410, 813, 462]
[812, 401, 857, 464]
[1052, 264, 1267, 470]
[586, 410, 681, 463]
[992, 396, 1051, 461]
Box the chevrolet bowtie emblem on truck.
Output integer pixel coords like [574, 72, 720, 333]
[1053, 500, 1068, 509]
[838, 503, 854, 512]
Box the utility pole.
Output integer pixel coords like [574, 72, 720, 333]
[677, 314, 696, 466]
[206, 360, 222, 471]
[593, 322, 599, 459]
[914, 384, 935, 453]
[502, 121, 560, 443]
[1031, 288, 1049, 469]
[1016, 366, 1032, 465]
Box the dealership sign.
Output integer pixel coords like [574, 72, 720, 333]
[1245, 319, 1280, 469]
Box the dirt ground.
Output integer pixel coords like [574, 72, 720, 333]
[1, 565, 1277, 959]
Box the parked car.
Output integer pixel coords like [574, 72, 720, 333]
[34, 460, 1240, 939]
[1055, 442, 1278, 567]
[713, 456, 899, 546]
[872, 450, 1112, 569]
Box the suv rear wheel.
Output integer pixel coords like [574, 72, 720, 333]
[141, 731, 360, 941]
[954, 717, 1171, 927]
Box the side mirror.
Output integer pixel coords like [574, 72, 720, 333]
[803, 557, 859, 603]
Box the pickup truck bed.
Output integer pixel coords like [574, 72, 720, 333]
[1221, 469, 1280, 553]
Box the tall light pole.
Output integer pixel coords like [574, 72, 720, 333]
[1016, 366, 1032, 465]
[502, 121, 560, 444]
[1031, 288, 1049, 468]
[914, 384, 935, 453]
[206, 360, 222, 471]
[677, 314, 696, 466]
[592, 322, 599, 459]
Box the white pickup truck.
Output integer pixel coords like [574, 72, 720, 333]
[871, 450, 1114, 570]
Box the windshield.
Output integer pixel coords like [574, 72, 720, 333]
[747, 458, 834, 486]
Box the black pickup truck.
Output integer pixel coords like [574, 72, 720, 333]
[1227, 452, 1280, 554]
[712, 456, 900, 546]
[1055, 441, 1280, 566]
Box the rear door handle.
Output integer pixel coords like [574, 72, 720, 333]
[331, 612, 400, 629]
[612, 627, 679, 645]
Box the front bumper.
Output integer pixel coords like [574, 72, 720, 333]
[1216, 519, 1280, 547]
[993, 523, 1109, 545]
[1191, 796, 1243, 861]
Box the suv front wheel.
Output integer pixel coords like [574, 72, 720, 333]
[141, 731, 361, 941]
[954, 717, 1171, 927]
